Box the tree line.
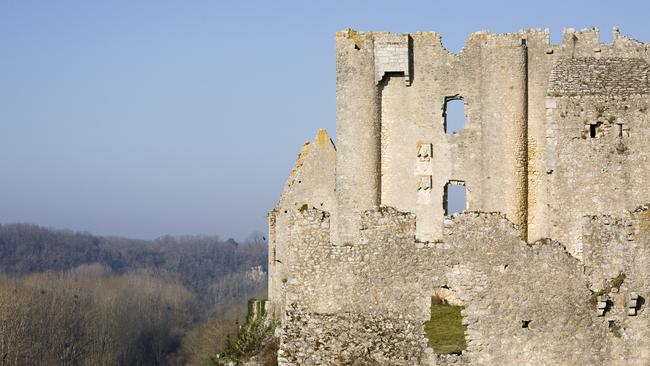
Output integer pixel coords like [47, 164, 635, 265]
[0, 223, 268, 365]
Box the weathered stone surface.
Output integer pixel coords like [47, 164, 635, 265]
[278, 304, 432, 366]
[548, 58, 650, 96]
[267, 27, 650, 365]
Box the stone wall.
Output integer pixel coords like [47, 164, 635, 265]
[543, 94, 650, 257]
[268, 27, 650, 365]
[525, 27, 650, 244]
[267, 129, 336, 317]
[580, 205, 650, 364]
[548, 57, 650, 96]
[276, 206, 650, 365]
[334, 30, 380, 245]
[331, 28, 650, 246]
[278, 304, 433, 366]
[342, 30, 530, 242]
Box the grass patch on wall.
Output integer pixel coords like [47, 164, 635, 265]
[589, 272, 626, 306]
[423, 299, 467, 355]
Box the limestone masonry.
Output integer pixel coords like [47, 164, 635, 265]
[267, 27, 650, 365]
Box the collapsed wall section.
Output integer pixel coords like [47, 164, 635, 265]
[267, 130, 336, 317]
[279, 207, 620, 365]
[581, 206, 650, 363]
[279, 305, 432, 365]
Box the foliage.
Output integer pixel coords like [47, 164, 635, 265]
[177, 292, 266, 365]
[0, 271, 195, 366]
[0, 224, 267, 311]
[423, 300, 467, 355]
[212, 300, 277, 365]
[0, 223, 269, 365]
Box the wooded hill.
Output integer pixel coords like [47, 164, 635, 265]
[0, 223, 268, 365]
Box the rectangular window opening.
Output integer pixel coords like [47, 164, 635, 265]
[443, 98, 465, 134]
[444, 182, 467, 216]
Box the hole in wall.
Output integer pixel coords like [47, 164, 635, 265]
[635, 295, 645, 312]
[444, 182, 467, 216]
[443, 98, 465, 134]
[521, 320, 531, 328]
[608, 319, 623, 337]
[589, 123, 600, 138]
[424, 290, 467, 355]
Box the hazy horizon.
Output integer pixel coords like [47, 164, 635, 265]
[2, 0, 649, 241]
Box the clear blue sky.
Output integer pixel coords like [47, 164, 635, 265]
[1, 0, 648, 241]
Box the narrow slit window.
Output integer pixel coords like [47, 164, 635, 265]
[444, 182, 467, 216]
[444, 98, 465, 134]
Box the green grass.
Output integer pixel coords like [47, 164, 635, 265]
[423, 301, 467, 355]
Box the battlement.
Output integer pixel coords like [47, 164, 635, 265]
[338, 27, 650, 57]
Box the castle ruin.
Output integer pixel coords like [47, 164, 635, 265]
[267, 27, 650, 365]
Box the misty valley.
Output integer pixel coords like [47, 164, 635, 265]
[0, 223, 268, 365]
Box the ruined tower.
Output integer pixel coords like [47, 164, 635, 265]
[268, 28, 650, 365]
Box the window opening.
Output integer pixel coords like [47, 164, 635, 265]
[589, 122, 603, 138]
[424, 291, 467, 354]
[443, 98, 465, 134]
[444, 182, 467, 216]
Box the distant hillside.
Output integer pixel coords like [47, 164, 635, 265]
[0, 223, 267, 309]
